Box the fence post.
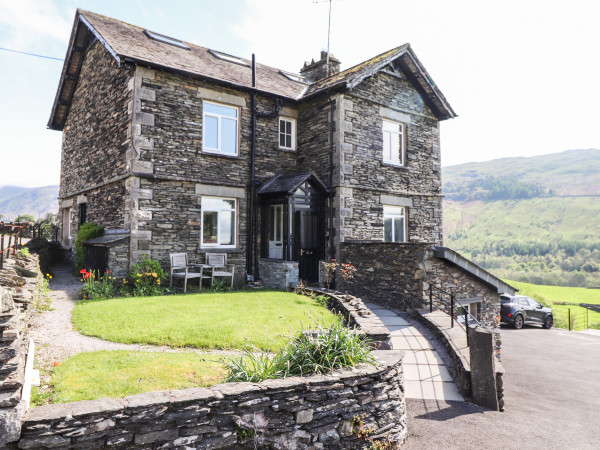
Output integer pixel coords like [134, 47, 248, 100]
[587, 308, 589, 330]
[568, 308, 571, 331]
[450, 295, 455, 328]
[0, 233, 4, 270]
[429, 285, 433, 313]
[465, 307, 470, 347]
[7, 233, 12, 258]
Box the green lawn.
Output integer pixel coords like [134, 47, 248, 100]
[46, 351, 226, 403]
[72, 291, 335, 351]
[508, 280, 600, 329]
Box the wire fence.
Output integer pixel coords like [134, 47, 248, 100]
[552, 307, 590, 331]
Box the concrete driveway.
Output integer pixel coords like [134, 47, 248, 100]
[403, 325, 600, 449]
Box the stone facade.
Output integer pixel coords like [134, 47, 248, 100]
[55, 17, 458, 292]
[340, 242, 501, 326]
[18, 351, 406, 449]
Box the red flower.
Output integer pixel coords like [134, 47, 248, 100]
[53, 362, 59, 367]
[106, 270, 110, 274]
[80, 269, 87, 274]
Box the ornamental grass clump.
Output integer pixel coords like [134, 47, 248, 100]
[225, 315, 374, 382]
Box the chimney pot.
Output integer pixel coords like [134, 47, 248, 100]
[300, 51, 341, 82]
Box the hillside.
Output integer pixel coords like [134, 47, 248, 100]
[443, 149, 600, 287]
[0, 185, 59, 221]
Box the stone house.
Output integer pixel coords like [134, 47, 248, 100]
[50, 10, 514, 323]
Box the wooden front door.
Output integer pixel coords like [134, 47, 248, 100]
[296, 209, 320, 282]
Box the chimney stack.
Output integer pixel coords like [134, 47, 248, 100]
[300, 51, 341, 82]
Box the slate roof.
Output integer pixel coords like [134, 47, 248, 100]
[257, 171, 328, 196]
[49, 9, 456, 130]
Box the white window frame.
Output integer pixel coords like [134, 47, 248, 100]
[278, 117, 296, 150]
[382, 119, 405, 166]
[202, 101, 239, 156]
[200, 196, 237, 248]
[383, 205, 407, 243]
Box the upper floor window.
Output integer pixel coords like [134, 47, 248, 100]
[382, 119, 405, 166]
[201, 196, 236, 248]
[203, 101, 238, 156]
[279, 117, 296, 150]
[383, 205, 407, 242]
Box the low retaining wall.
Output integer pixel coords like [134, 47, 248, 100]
[415, 309, 504, 411]
[258, 259, 299, 289]
[303, 288, 392, 350]
[18, 351, 406, 449]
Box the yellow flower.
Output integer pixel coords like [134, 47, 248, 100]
[152, 273, 157, 277]
[137, 273, 142, 277]
[157, 280, 161, 285]
[49, 276, 52, 279]
[80, 279, 83, 282]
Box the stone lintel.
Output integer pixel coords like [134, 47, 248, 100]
[380, 106, 412, 124]
[195, 184, 245, 198]
[60, 198, 74, 209]
[280, 106, 298, 118]
[75, 195, 87, 205]
[380, 195, 413, 208]
[197, 87, 246, 108]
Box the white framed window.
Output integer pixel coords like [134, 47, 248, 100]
[279, 117, 296, 150]
[382, 119, 405, 166]
[201, 197, 236, 247]
[383, 205, 407, 242]
[203, 101, 239, 155]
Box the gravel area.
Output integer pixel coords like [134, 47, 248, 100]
[27, 265, 240, 374]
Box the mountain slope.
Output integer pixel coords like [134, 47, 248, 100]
[0, 185, 59, 221]
[443, 149, 600, 287]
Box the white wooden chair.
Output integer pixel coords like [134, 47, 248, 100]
[169, 252, 208, 293]
[206, 253, 235, 289]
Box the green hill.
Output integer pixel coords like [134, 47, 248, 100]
[443, 149, 600, 287]
[0, 185, 59, 221]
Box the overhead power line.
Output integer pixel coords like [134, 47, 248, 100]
[0, 46, 63, 61]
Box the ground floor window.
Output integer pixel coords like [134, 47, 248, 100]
[268, 204, 284, 258]
[383, 205, 407, 242]
[201, 197, 236, 247]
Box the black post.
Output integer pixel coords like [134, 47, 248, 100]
[568, 308, 571, 331]
[450, 294, 455, 328]
[587, 308, 589, 330]
[429, 285, 433, 313]
[0, 234, 4, 270]
[465, 307, 470, 347]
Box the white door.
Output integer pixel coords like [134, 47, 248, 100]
[268, 205, 283, 259]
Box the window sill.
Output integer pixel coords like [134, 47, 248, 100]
[201, 149, 240, 159]
[278, 146, 296, 152]
[381, 161, 407, 169]
[198, 246, 244, 253]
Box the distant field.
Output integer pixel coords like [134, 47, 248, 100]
[508, 280, 600, 330]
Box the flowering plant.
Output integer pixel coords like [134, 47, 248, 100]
[79, 269, 115, 300]
[321, 259, 339, 291]
[121, 254, 166, 297]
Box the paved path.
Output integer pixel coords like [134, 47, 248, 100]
[363, 301, 463, 402]
[402, 324, 600, 449]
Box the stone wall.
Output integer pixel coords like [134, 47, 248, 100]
[258, 259, 299, 289]
[0, 253, 40, 445]
[340, 242, 501, 324]
[18, 351, 406, 449]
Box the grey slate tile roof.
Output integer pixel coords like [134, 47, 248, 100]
[49, 9, 456, 130]
[257, 171, 328, 196]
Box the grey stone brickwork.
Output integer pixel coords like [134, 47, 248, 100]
[340, 242, 500, 326]
[17, 351, 406, 449]
[258, 259, 299, 289]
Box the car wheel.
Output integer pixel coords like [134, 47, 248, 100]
[543, 316, 553, 329]
[513, 314, 524, 329]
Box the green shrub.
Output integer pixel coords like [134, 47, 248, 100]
[225, 315, 374, 382]
[120, 254, 166, 297]
[75, 223, 104, 269]
[18, 246, 30, 257]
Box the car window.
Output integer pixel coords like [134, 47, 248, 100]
[527, 298, 539, 307]
[501, 298, 512, 304]
[518, 298, 529, 306]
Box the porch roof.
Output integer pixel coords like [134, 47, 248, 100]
[257, 171, 328, 196]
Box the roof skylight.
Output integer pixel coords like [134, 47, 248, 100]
[279, 70, 308, 83]
[208, 50, 250, 67]
[144, 30, 190, 50]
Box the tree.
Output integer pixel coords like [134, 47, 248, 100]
[15, 214, 35, 223]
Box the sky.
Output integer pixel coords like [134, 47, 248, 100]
[0, 0, 599, 188]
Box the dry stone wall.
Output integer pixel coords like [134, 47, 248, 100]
[18, 351, 406, 449]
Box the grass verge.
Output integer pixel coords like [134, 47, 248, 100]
[42, 350, 226, 404]
[72, 291, 336, 351]
[508, 280, 600, 329]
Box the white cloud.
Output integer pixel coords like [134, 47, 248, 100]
[0, 0, 72, 49]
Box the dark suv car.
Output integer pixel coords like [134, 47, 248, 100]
[500, 295, 553, 329]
